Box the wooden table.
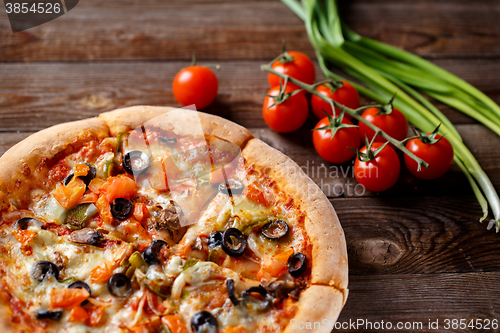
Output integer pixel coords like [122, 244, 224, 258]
[1, 1, 499, 332]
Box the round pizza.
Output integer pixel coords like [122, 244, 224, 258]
[0, 106, 348, 333]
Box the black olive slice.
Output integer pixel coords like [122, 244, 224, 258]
[222, 228, 247, 257]
[158, 136, 178, 145]
[287, 252, 308, 277]
[108, 273, 132, 297]
[32, 261, 59, 282]
[261, 219, 289, 239]
[242, 286, 272, 312]
[207, 231, 223, 249]
[64, 163, 96, 186]
[123, 150, 151, 176]
[218, 179, 244, 195]
[226, 279, 240, 305]
[191, 311, 219, 333]
[36, 310, 63, 320]
[15, 217, 42, 230]
[68, 281, 92, 305]
[143, 239, 168, 265]
[110, 198, 133, 220]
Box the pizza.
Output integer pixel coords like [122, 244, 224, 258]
[0, 106, 348, 333]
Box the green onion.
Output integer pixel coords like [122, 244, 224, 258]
[279, 0, 500, 231]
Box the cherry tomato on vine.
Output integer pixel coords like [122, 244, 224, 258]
[173, 65, 218, 109]
[358, 107, 408, 143]
[313, 116, 361, 164]
[354, 142, 400, 192]
[404, 133, 454, 180]
[311, 82, 359, 120]
[262, 85, 308, 133]
[267, 51, 315, 90]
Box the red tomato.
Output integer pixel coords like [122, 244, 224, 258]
[358, 107, 408, 143]
[404, 134, 454, 180]
[173, 66, 218, 109]
[267, 51, 315, 90]
[354, 142, 400, 192]
[313, 117, 361, 164]
[262, 86, 308, 133]
[311, 82, 359, 120]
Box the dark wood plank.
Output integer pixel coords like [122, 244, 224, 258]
[0, 0, 499, 62]
[0, 59, 499, 132]
[341, 1, 500, 59]
[335, 196, 500, 276]
[339, 272, 500, 333]
[0, 1, 313, 62]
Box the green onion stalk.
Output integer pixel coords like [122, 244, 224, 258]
[279, 0, 500, 231]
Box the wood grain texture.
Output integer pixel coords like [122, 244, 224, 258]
[0, 59, 499, 131]
[0, 0, 499, 62]
[339, 272, 500, 332]
[334, 196, 500, 276]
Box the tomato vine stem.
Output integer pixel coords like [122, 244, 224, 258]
[261, 63, 429, 170]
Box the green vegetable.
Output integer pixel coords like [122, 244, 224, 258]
[238, 217, 277, 235]
[134, 269, 170, 299]
[183, 259, 199, 270]
[103, 160, 115, 179]
[128, 251, 148, 274]
[207, 248, 224, 264]
[65, 203, 98, 230]
[278, 0, 500, 231]
[116, 131, 129, 153]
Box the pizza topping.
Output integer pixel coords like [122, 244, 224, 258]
[53, 177, 87, 209]
[14, 217, 42, 230]
[65, 203, 98, 229]
[242, 286, 272, 312]
[143, 239, 169, 265]
[218, 179, 245, 195]
[162, 315, 189, 333]
[64, 163, 97, 187]
[103, 175, 136, 203]
[69, 228, 103, 246]
[226, 279, 240, 306]
[191, 311, 219, 333]
[261, 219, 289, 239]
[222, 228, 247, 257]
[158, 136, 178, 145]
[108, 273, 132, 297]
[287, 252, 308, 277]
[110, 198, 133, 220]
[153, 201, 187, 244]
[68, 305, 89, 323]
[49, 287, 90, 309]
[261, 280, 299, 300]
[207, 231, 223, 249]
[32, 260, 59, 282]
[67, 280, 92, 305]
[36, 309, 63, 320]
[123, 150, 151, 176]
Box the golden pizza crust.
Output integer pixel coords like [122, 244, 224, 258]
[0, 118, 109, 208]
[0, 191, 11, 212]
[241, 138, 348, 295]
[284, 285, 344, 333]
[99, 106, 253, 148]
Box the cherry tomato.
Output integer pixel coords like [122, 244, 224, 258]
[354, 142, 400, 192]
[311, 82, 359, 120]
[313, 117, 361, 164]
[358, 107, 408, 143]
[173, 66, 218, 109]
[404, 134, 454, 180]
[262, 86, 308, 133]
[267, 51, 315, 90]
